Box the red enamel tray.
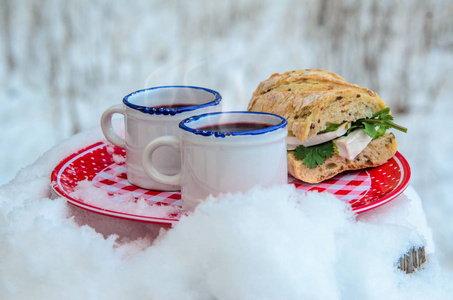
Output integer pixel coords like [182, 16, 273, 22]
[51, 141, 411, 225]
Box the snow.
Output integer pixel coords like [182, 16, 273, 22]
[0, 127, 452, 299]
[1, 0, 453, 298]
[70, 180, 180, 219]
[1, 131, 452, 298]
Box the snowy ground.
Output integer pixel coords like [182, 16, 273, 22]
[1, 124, 452, 298]
[1, 0, 453, 298]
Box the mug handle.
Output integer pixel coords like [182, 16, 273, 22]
[142, 136, 181, 186]
[100, 104, 126, 148]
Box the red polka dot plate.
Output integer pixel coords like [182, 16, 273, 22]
[51, 141, 411, 225]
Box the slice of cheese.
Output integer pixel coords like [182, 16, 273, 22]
[287, 135, 301, 150]
[302, 123, 350, 147]
[333, 129, 373, 160]
[287, 123, 350, 150]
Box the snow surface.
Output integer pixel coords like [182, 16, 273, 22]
[1, 0, 453, 298]
[1, 126, 452, 299]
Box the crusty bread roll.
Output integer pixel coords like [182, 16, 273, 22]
[248, 69, 398, 183]
[288, 132, 397, 183]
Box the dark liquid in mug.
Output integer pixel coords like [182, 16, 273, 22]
[155, 103, 195, 109]
[197, 122, 271, 132]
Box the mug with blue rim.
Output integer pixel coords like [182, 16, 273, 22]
[142, 111, 288, 212]
[100, 86, 222, 191]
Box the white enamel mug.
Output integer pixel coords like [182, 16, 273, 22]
[100, 86, 222, 191]
[142, 111, 288, 212]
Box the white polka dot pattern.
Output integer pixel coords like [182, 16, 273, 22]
[51, 141, 411, 223]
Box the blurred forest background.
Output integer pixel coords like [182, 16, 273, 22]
[1, 0, 453, 270]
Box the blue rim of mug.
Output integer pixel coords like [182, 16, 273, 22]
[179, 111, 288, 138]
[123, 86, 222, 116]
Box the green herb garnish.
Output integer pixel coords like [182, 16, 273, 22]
[317, 123, 342, 134]
[294, 107, 407, 169]
[294, 141, 338, 169]
[349, 107, 408, 139]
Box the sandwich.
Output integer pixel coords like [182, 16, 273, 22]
[247, 69, 407, 183]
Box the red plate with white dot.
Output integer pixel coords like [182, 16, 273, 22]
[51, 141, 411, 225]
[289, 151, 411, 213]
